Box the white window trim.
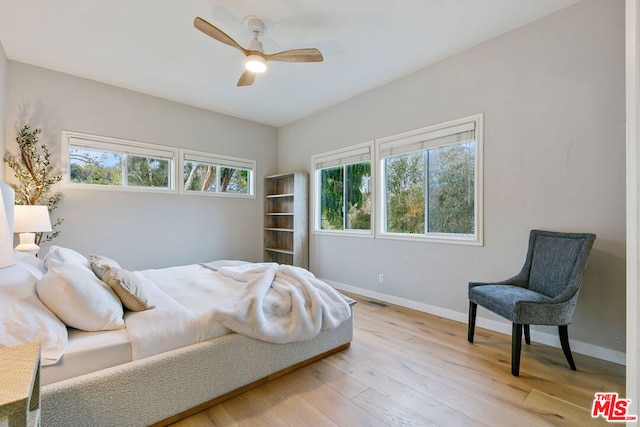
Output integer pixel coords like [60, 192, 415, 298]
[375, 113, 484, 246]
[61, 130, 178, 194]
[311, 141, 374, 238]
[179, 149, 256, 198]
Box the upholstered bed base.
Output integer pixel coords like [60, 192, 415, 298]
[41, 310, 353, 427]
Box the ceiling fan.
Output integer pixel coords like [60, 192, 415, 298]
[194, 16, 324, 87]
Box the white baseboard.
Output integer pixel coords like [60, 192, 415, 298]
[326, 279, 626, 366]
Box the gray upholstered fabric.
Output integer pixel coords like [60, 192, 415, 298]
[529, 235, 582, 298]
[468, 230, 595, 326]
[468, 285, 551, 322]
[41, 307, 354, 427]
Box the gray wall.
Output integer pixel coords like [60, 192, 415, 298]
[4, 62, 277, 270]
[0, 0, 625, 360]
[277, 0, 626, 357]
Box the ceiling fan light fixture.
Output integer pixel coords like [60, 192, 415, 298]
[194, 15, 322, 86]
[245, 54, 267, 73]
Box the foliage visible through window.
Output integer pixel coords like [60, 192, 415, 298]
[313, 143, 372, 234]
[319, 163, 371, 230]
[428, 143, 475, 234]
[67, 135, 174, 190]
[385, 153, 425, 233]
[183, 161, 249, 195]
[70, 148, 123, 186]
[181, 150, 254, 197]
[312, 115, 481, 243]
[384, 142, 474, 235]
[380, 115, 480, 241]
[128, 156, 170, 188]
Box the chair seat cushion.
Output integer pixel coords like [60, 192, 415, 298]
[469, 285, 553, 324]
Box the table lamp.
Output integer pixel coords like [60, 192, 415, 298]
[13, 205, 52, 255]
[0, 186, 16, 268]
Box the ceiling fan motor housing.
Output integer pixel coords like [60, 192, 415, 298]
[244, 16, 266, 37]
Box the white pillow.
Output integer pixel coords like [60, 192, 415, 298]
[36, 260, 125, 331]
[14, 251, 47, 279]
[43, 246, 90, 270]
[89, 254, 122, 280]
[0, 262, 68, 365]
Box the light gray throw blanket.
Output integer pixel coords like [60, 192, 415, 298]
[211, 262, 351, 344]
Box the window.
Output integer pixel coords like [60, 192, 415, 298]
[62, 131, 177, 192]
[377, 114, 483, 245]
[180, 150, 255, 197]
[312, 143, 372, 235]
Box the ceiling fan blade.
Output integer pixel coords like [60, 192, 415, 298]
[266, 48, 324, 63]
[194, 17, 247, 54]
[237, 70, 255, 87]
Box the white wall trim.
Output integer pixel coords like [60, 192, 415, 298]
[626, 0, 640, 418]
[325, 279, 626, 366]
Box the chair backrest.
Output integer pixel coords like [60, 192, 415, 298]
[522, 230, 596, 299]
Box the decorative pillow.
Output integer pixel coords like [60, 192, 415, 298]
[90, 255, 122, 280]
[43, 246, 90, 270]
[36, 260, 125, 331]
[102, 266, 155, 312]
[0, 262, 68, 365]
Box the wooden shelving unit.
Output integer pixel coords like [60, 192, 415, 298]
[264, 172, 308, 268]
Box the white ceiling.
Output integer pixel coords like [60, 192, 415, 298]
[0, 0, 579, 127]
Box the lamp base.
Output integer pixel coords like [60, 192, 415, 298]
[15, 232, 40, 256]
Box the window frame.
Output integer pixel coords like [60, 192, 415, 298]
[61, 131, 178, 193]
[376, 113, 483, 246]
[311, 141, 374, 238]
[179, 149, 256, 198]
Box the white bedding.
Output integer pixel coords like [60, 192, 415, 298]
[127, 262, 351, 357]
[3, 249, 352, 385]
[41, 328, 130, 385]
[211, 262, 352, 344]
[41, 264, 239, 384]
[125, 266, 234, 360]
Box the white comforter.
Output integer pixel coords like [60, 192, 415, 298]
[212, 263, 352, 344]
[124, 262, 351, 360]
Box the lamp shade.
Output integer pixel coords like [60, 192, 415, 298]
[0, 186, 16, 268]
[13, 205, 52, 233]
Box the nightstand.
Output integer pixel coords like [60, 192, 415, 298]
[0, 342, 41, 427]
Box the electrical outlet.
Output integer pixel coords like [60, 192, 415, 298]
[378, 273, 384, 284]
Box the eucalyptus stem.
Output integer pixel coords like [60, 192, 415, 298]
[3, 124, 64, 243]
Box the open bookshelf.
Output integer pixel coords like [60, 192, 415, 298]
[264, 172, 308, 268]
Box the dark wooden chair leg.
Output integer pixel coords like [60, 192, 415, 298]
[524, 324, 531, 345]
[512, 323, 522, 376]
[559, 325, 577, 370]
[468, 302, 477, 343]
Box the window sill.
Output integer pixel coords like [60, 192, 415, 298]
[376, 232, 483, 246]
[312, 229, 374, 238]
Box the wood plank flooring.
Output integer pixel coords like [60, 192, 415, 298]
[169, 293, 626, 426]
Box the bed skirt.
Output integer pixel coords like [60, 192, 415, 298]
[41, 309, 353, 427]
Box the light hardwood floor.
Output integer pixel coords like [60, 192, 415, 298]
[169, 293, 625, 426]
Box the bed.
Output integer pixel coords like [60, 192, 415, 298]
[0, 181, 354, 427]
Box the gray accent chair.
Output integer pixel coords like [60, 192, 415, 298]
[467, 230, 596, 376]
